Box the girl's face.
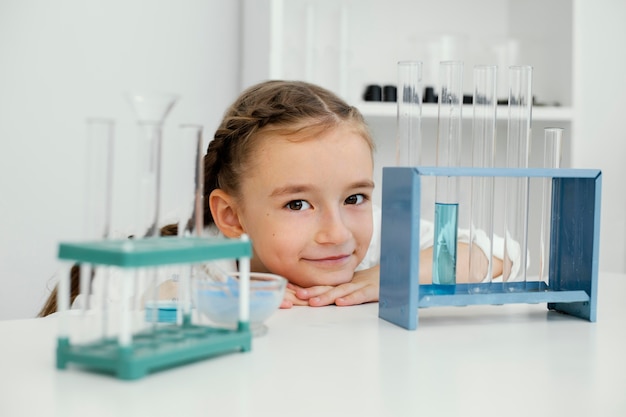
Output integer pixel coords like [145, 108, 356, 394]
[236, 123, 374, 288]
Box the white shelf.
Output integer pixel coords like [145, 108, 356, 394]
[358, 102, 573, 122]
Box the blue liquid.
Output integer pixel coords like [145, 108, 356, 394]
[432, 203, 458, 286]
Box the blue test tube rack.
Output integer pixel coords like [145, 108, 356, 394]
[379, 167, 601, 330]
[55, 236, 253, 379]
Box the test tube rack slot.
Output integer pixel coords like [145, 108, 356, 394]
[56, 237, 253, 380]
[379, 167, 601, 330]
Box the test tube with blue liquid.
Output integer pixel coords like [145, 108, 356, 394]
[396, 61, 423, 166]
[432, 61, 463, 289]
[502, 66, 532, 290]
[539, 127, 563, 289]
[468, 66, 497, 290]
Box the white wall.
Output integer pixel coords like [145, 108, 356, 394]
[260, 0, 572, 107]
[0, 0, 242, 319]
[573, 0, 626, 272]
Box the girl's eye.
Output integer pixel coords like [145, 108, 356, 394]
[345, 194, 365, 205]
[285, 200, 311, 211]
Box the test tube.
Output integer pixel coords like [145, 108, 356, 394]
[177, 124, 204, 325]
[539, 127, 563, 289]
[238, 234, 251, 331]
[396, 61, 423, 166]
[177, 125, 204, 237]
[502, 66, 532, 288]
[79, 119, 114, 318]
[468, 66, 497, 289]
[84, 119, 115, 240]
[432, 61, 463, 288]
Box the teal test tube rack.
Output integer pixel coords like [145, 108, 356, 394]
[55, 236, 253, 380]
[379, 167, 601, 330]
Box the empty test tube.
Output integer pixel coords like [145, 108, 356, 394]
[396, 61, 423, 166]
[432, 61, 463, 288]
[468, 66, 497, 289]
[177, 124, 205, 324]
[84, 118, 115, 241]
[80, 119, 114, 316]
[539, 127, 563, 289]
[502, 66, 532, 288]
[177, 125, 205, 237]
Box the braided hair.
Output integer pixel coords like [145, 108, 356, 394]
[203, 80, 374, 225]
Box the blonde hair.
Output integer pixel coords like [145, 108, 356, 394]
[203, 80, 374, 225]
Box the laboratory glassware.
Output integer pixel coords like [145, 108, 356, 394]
[56, 236, 254, 379]
[125, 92, 179, 238]
[432, 61, 463, 287]
[79, 119, 114, 333]
[539, 127, 563, 288]
[195, 271, 287, 337]
[502, 66, 532, 288]
[126, 92, 178, 328]
[396, 61, 423, 166]
[177, 124, 204, 324]
[142, 124, 205, 325]
[468, 65, 497, 289]
[378, 166, 601, 330]
[177, 124, 204, 237]
[84, 118, 115, 240]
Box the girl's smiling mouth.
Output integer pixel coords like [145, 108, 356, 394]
[302, 253, 353, 266]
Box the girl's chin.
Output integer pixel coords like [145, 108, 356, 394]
[287, 270, 354, 288]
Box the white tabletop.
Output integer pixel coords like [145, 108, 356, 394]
[1, 273, 625, 417]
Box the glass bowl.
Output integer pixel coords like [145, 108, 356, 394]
[194, 272, 287, 336]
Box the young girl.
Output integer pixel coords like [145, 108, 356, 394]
[203, 80, 379, 308]
[200, 80, 502, 308]
[38, 80, 502, 316]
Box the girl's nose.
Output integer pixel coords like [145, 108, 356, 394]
[315, 208, 352, 244]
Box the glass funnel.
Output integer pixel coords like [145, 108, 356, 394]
[126, 92, 179, 237]
[126, 92, 178, 331]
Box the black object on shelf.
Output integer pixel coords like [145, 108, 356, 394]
[383, 85, 397, 102]
[423, 86, 437, 103]
[363, 84, 383, 101]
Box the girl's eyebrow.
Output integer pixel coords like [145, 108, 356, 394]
[269, 180, 375, 197]
[349, 180, 375, 190]
[269, 184, 312, 197]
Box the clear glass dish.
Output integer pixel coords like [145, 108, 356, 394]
[194, 272, 287, 337]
